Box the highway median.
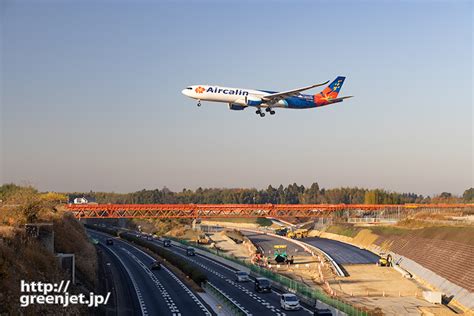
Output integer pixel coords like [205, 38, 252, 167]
[84, 224, 208, 286]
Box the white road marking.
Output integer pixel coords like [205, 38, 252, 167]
[101, 241, 148, 316]
[159, 242, 285, 315]
[121, 247, 181, 315]
[123, 241, 213, 315]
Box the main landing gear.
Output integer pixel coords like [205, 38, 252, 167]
[256, 108, 276, 117]
[197, 100, 201, 107]
[265, 108, 276, 115]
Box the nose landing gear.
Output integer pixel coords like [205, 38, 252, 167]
[197, 100, 201, 107]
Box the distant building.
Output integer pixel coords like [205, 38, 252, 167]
[73, 197, 89, 204]
[69, 196, 97, 204]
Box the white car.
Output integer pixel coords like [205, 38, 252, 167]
[235, 271, 250, 282]
[280, 293, 301, 311]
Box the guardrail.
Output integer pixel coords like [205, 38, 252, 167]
[202, 281, 250, 316]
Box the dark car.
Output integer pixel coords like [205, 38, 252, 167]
[254, 277, 271, 293]
[314, 309, 332, 316]
[106, 238, 114, 245]
[313, 301, 332, 315]
[186, 247, 196, 256]
[150, 261, 162, 270]
[163, 239, 171, 247]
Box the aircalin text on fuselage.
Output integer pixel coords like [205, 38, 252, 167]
[206, 87, 249, 96]
[181, 76, 353, 117]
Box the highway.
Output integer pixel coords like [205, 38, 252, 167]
[96, 240, 140, 315]
[302, 237, 379, 265]
[88, 230, 214, 316]
[146, 237, 313, 316]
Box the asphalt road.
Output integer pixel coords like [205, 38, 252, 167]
[88, 230, 214, 316]
[240, 229, 378, 265]
[96, 241, 140, 316]
[240, 230, 311, 258]
[301, 237, 379, 265]
[147, 237, 313, 316]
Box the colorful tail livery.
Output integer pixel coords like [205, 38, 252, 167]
[314, 76, 353, 107]
[182, 76, 353, 117]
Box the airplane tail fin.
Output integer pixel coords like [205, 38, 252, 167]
[314, 76, 351, 106]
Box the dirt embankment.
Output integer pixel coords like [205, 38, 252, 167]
[0, 200, 97, 314]
[317, 224, 474, 291]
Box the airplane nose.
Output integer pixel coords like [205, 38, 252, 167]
[181, 89, 190, 96]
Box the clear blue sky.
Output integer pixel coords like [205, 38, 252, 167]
[1, 0, 472, 196]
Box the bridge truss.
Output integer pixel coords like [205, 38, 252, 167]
[67, 203, 473, 219]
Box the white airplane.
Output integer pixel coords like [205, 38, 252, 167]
[181, 76, 352, 117]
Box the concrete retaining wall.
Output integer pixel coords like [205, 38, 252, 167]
[392, 253, 474, 310]
[311, 229, 474, 311]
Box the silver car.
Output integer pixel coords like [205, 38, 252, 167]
[235, 271, 250, 282]
[280, 293, 301, 311]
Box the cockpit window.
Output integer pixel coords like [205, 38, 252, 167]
[186, 87, 192, 90]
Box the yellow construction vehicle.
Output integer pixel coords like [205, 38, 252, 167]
[287, 228, 309, 239]
[196, 234, 210, 245]
[378, 253, 393, 267]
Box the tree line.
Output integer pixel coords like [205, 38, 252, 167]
[65, 183, 474, 205]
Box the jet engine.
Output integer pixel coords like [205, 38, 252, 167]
[228, 104, 246, 110]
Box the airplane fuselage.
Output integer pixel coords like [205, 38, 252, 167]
[182, 85, 318, 109]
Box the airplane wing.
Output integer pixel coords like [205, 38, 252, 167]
[261, 80, 330, 103]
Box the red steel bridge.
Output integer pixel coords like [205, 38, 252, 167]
[67, 203, 473, 219]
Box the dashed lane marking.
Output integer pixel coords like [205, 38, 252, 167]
[172, 242, 313, 315]
[158, 243, 285, 315]
[121, 247, 181, 315]
[100, 240, 148, 316]
[128, 244, 213, 316]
